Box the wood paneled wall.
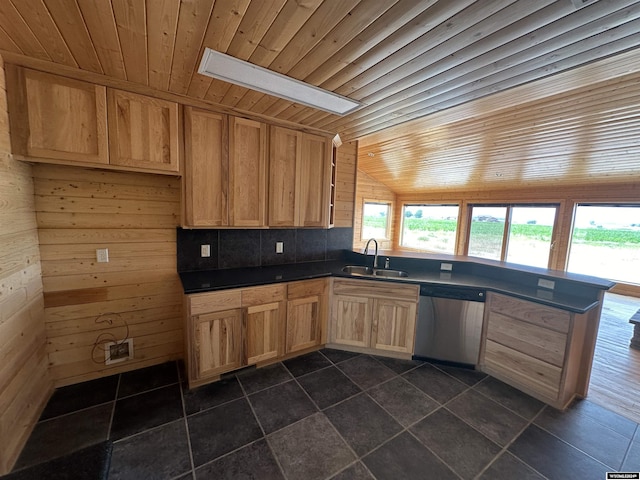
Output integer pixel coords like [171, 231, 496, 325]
[0, 56, 51, 475]
[333, 140, 357, 228]
[353, 169, 397, 251]
[33, 164, 183, 387]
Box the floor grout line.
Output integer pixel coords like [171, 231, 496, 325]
[20, 336, 640, 479]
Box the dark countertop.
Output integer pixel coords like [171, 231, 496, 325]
[179, 260, 344, 293]
[179, 252, 614, 313]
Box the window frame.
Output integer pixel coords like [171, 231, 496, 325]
[399, 203, 461, 254]
[465, 203, 560, 268]
[360, 199, 392, 241]
[567, 202, 640, 283]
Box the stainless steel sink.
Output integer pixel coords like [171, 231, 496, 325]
[342, 265, 374, 276]
[341, 265, 409, 278]
[374, 269, 409, 278]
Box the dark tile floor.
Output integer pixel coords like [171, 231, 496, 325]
[7, 349, 640, 480]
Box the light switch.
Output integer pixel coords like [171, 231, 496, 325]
[96, 248, 109, 263]
[276, 242, 284, 254]
[201, 244, 211, 257]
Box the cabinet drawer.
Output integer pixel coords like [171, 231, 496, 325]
[188, 290, 242, 316]
[242, 284, 285, 306]
[332, 278, 418, 301]
[484, 339, 561, 400]
[489, 293, 570, 333]
[486, 312, 567, 367]
[288, 278, 327, 299]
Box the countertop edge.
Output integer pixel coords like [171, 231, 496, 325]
[179, 259, 609, 314]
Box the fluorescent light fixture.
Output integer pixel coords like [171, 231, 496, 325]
[198, 48, 361, 115]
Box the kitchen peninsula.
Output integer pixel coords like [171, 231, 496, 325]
[179, 249, 614, 410]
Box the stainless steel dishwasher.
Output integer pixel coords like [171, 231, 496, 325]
[413, 284, 486, 368]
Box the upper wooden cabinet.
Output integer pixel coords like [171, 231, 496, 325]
[299, 133, 332, 227]
[183, 107, 229, 227]
[229, 117, 268, 227]
[269, 126, 302, 227]
[182, 112, 271, 228]
[107, 89, 180, 173]
[6, 66, 109, 165]
[6, 66, 180, 175]
[268, 126, 332, 227]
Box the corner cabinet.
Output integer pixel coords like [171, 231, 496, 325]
[478, 292, 602, 409]
[6, 65, 180, 175]
[329, 279, 419, 356]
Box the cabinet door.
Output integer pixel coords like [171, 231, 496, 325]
[330, 294, 372, 348]
[298, 133, 331, 227]
[6, 66, 108, 164]
[269, 126, 301, 226]
[184, 107, 228, 226]
[286, 296, 322, 353]
[108, 89, 180, 172]
[245, 301, 284, 364]
[192, 309, 243, 380]
[371, 298, 417, 353]
[229, 117, 267, 226]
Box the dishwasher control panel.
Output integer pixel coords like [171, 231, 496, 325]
[419, 284, 486, 302]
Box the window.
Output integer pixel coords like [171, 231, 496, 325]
[467, 206, 506, 261]
[361, 201, 391, 240]
[467, 204, 557, 268]
[567, 204, 640, 284]
[400, 204, 459, 254]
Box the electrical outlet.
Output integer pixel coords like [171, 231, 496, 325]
[276, 242, 284, 254]
[538, 278, 555, 290]
[104, 338, 134, 365]
[96, 248, 109, 263]
[440, 262, 453, 271]
[201, 244, 211, 257]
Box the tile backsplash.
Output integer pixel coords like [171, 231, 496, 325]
[177, 227, 353, 272]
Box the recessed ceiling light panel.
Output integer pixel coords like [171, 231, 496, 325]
[198, 48, 361, 116]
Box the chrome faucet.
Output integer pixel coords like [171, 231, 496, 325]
[363, 238, 378, 269]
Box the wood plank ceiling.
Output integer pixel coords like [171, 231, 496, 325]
[1, 0, 640, 193]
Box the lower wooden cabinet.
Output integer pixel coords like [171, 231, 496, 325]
[243, 285, 286, 365]
[329, 279, 419, 355]
[286, 279, 328, 353]
[184, 280, 327, 388]
[331, 294, 372, 348]
[185, 284, 285, 387]
[479, 291, 601, 409]
[193, 309, 243, 379]
[372, 297, 418, 353]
